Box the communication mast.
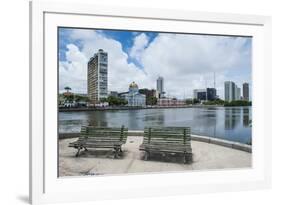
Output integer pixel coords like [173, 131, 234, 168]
[214, 72, 216, 89]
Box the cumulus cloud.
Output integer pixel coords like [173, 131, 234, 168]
[59, 44, 88, 93]
[129, 33, 149, 63]
[59, 29, 150, 94]
[59, 28, 251, 100]
[140, 34, 251, 99]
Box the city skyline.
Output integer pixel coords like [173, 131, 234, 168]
[59, 28, 252, 100]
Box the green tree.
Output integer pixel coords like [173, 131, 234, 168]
[185, 99, 193, 105]
[192, 98, 200, 104]
[64, 86, 71, 93]
[74, 95, 89, 102]
[224, 100, 251, 107]
[146, 96, 157, 105]
[66, 95, 74, 102]
[119, 98, 128, 106]
[100, 98, 108, 103]
[203, 99, 225, 105]
[107, 96, 127, 106]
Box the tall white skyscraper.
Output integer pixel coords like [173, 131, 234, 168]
[156, 76, 164, 98]
[225, 81, 241, 102]
[236, 87, 241, 100]
[88, 49, 108, 104]
[224, 81, 235, 102]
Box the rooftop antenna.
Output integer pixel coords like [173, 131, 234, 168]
[205, 77, 208, 101]
[214, 72, 216, 89]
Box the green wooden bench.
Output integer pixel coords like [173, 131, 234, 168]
[139, 127, 192, 163]
[69, 125, 128, 158]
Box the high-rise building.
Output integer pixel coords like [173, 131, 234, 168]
[224, 81, 236, 102]
[88, 49, 108, 104]
[243, 83, 249, 101]
[193, 89, 207, 101]
[236, 87, 241, 100]
[193, 88, 217, 101]
[234, 85, 241, 100]
[225, 81, 242, 101]
[156, 76, 164, 98]
[207, 88, 217, 101]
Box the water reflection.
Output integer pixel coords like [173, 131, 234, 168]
[144, 110, 165, 127]
[59, 107, 252, 144]
[191, 108, 217, 138]
[224, 108, 240, 130]
[87, 111, 108, 127]
[128, 110, 139, 129]
[243, 107, 250, 127]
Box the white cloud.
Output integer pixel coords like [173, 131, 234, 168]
[140, 34, 251, 99]
[59, 29, 150, 94]
[59, 29, 251, 100]
[129, 33, 149, 63]
[59, 44, 88, 93]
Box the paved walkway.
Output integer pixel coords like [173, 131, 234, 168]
[59, 136, 251, 177]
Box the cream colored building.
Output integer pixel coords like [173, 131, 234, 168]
[87, 49, 108, 104]
[122, 82, 146, 107]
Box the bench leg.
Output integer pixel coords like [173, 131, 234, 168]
[162, 152, 166, 161]
[75, 147, 81, 157]
[144, 151, 149, 161]
[118, 147, 124, 157]
[114, 147, 120, 159]
[187, 153, 193, 163]
[183, 153, 187, 164]
[183, 153, 192, 164]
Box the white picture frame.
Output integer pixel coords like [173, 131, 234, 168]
[30, 0, 272, 204]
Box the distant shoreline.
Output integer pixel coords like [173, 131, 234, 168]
[58, 105, 252, 112]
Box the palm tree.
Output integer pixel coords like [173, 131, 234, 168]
[64, 86, 71, 93]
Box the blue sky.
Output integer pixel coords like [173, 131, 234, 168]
[58, 27, 252, 99]
[59, 28, 158, 68]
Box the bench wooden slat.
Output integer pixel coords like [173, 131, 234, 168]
[140, 126, 192, 163]
[76, 138, 127, 142]
[143, 135, 190, 138]
[82, 127, 128, 131]
[140, 147, 191, 151]
[70, 142, 123, 147]
[144, 128, 190, 132]
[142, 142, 190, 146]
[69, 125, 128, 157]
[80, 135, 124, 138]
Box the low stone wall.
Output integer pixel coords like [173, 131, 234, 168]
[59, 130, 252, 153]
[191, 134, 252, 153]
[129, 131, 252, 153]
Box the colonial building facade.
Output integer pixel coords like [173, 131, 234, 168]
[122, 82, 146, 107]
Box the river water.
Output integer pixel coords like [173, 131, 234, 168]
[59, 106, 252, 144]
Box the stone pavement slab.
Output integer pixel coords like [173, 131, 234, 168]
[59, 136, 251, 177]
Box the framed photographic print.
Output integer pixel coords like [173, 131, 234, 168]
[30, 0, 272, 204]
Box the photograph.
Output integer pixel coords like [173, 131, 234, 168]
[58, 27, 252, 177]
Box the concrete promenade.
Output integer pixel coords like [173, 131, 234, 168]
[59, 136, 252, 177]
